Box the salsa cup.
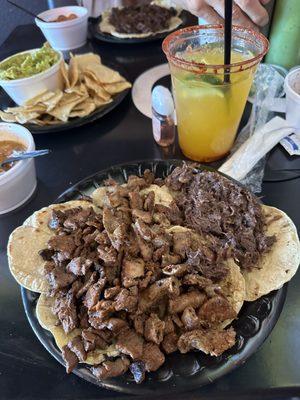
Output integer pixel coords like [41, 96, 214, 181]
[35, 6, 88, 51]
[0, 49, 63, 105]
[162, 25, 269, 162]
[0, 123, 36, 214]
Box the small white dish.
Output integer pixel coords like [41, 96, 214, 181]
[36, 6, 88, 51]
[0, 49, 63, 105]
[0, 123, 37, 215]
[284, 67, 300, 132]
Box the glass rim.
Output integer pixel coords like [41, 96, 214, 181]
[162, 24, 269, 72]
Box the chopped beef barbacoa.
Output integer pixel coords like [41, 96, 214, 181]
[40, 166, 275, 383]
[108, 4, 177, 35]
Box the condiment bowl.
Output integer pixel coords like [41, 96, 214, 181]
[0, 123, 36, 214]
[35, 6, 88, 51]
[0, 49, 63, 105]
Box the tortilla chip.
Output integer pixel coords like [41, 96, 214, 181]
[242, 206, 300, 301]
[74, 53, 102, 72]
[25, 91, 57, 107]
[66, 83, 89, 97]
[68, 55, 79, 88]
[7, 226, 51, 293]
[69, 98, 96, 118]
[42, 90, 64, 111]
[92, 95, 113, 108]
[48, 92, 88, 122]
[0, 110, 17, 122]
[60, 61, 70, 89]
[15, 111, 41, 124]
[83, 73, 112, 101]
[103, 81, 131, 95]
[86, 63, 123, 84]
[36, 294, 119, 365]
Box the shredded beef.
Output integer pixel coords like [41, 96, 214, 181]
[108, 5, 177, 35]
[167, 166, 275, 271]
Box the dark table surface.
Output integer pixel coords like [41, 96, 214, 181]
[1, 24, 300, 400]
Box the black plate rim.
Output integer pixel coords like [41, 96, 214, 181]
[0, 61, 130, 135]
[21, 159, 288, 394]
[90, 10, 188, 44]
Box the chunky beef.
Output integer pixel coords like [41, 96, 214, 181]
[66, 256, 92, 276]
[169, 290, 206, 314]
[162, 263, 190, 277]
[139, 277, 180, 312]
[161, 332, 178, 354]
[53, 290, 78, 334]
[91, 357, 130, 379]
[68, 336, 86, 362]
[82, 328, 108, 352]
[44, 262, 77, 290]
[84, 278, 106, 309]
[116, 329, 144, 359]
[177, 327, 236, 356]
[88, 301, 115, 329]
[62, 345, 78, 373]
[48, 235, 76, 261]
[78, 305, 89, 329]
[109, 4, 177, 34]
[114, 288, 138, 312]
[141, 343, 165, 372]
[144, 314, 165, 345]
[181, 306, 199, 330]
[198, 296, 236, 325]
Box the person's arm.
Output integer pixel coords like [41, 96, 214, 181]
[174, 0, 271, 29]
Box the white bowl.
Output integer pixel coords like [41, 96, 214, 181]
[0, 123, 37, 215]
[0, 49, 63, 105]
[36, 6, 88, 51]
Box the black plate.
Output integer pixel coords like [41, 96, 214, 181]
[0, 62, 130, 135]
[21, 159, 287, 395]
[90, 11, 188, 44]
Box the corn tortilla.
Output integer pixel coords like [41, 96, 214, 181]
[242, 206, 300, 301]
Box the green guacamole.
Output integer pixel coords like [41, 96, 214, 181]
[0, 45, 60, 80]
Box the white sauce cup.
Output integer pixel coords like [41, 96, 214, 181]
[0, 123, 37, 215]
[35, 6, 88, 51]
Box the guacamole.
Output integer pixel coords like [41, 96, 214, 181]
[0, 45, 60, 80]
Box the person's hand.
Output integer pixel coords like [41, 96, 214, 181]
[175, 0, 271, 29]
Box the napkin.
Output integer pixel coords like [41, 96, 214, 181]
[219, 116, 294, 181]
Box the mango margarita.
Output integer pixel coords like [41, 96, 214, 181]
[171, 44, 255, 162]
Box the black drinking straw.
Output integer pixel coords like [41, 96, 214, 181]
[224, 0, 233, 83]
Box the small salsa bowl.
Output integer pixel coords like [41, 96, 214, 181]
[35, 6, 88, 51]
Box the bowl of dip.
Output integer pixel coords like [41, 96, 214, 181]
[0, 45, 63, 105]
[0, 123, 36, 214]
[35, 6, 88, 51]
